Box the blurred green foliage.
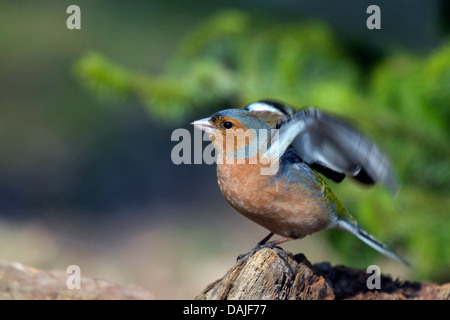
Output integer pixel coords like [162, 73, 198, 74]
[74, 10, 450, 281]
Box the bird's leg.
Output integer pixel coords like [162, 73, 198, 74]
[263, 236, 295, 262]
[237, 232, 274, 262]
[265, 236, 294, 248]
[257, 232, 274, 246]
[236, 233, 296, 262]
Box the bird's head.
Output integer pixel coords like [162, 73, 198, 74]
[192, 109, 272, 162]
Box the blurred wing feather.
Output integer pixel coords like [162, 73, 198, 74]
[273, 107, 399, 195]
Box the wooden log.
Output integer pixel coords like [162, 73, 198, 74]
[196, 248, 450, 300]
[0, 259, 154, 300]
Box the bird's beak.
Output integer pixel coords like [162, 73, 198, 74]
[191, 117, 214, 134]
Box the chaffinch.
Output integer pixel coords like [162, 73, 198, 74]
[192, 100, 408, 265]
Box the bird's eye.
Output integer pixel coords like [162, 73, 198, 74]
[222, 121, 234, 129]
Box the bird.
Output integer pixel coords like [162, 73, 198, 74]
[192, 100, 408, 265]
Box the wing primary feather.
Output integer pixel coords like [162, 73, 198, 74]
[267, 107, 319, 158]
[243, 101, 399, 194]
[274, 107, 399, 194]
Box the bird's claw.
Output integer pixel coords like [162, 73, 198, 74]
[236, 242, 282, 263]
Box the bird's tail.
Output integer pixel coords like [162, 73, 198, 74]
[336, 219, 409, 266]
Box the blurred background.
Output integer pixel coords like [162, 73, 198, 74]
[0, 0, 449, 299]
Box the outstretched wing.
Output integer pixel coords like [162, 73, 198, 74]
[267, 105, 399, 195]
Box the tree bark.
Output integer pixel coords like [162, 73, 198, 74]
[196, 248, 450, 300]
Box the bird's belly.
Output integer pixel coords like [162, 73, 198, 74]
[217, 164, 331, 238]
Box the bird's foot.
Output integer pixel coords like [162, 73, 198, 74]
[236, 236, 294, 263]
[236, 242, 283, 263]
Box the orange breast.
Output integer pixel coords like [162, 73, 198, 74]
[217, 161, 333, 238]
